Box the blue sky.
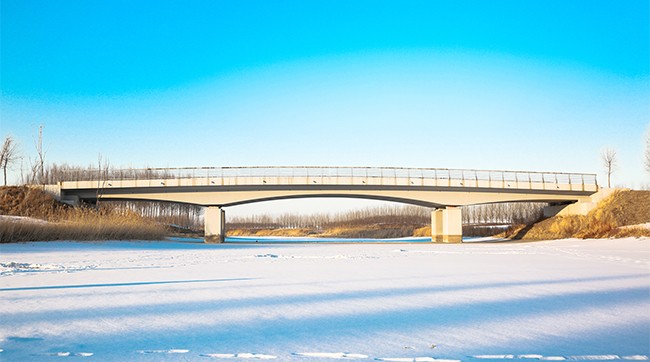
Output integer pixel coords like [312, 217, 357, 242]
[1, 0, 649, 211]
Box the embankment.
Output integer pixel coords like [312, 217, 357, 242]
[501, 189, 650, 240]
[0, 186, 166, 242]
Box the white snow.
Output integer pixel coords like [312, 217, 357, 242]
[0, 237, 648, 361]
[620, 222, 650, 230]
[0, 215, 48, 224]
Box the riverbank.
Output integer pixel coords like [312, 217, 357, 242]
[228, 225, 423, 239]
[0, 186, 166, 242]
[498, 190, 650, 240]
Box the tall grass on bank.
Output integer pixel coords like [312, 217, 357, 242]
[0, 209, 166, 242]
[1, 186, 166, 242]
[500, 190, 650, 240]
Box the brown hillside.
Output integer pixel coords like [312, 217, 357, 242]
[0, 186, 67, 220]
[1, 186, 166, 242]
[502, 190, 650, 240]
[595, 190, 650, 227]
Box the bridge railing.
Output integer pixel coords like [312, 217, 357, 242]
[57, 166, 598, 192]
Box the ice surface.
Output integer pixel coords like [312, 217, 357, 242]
[293, 352, 369, 359]
[201, 352, 277, 359]
[0, 237, 648, 361]
[376, 357, 460, 361]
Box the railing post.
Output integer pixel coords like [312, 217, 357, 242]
[514, 173, 518, 188]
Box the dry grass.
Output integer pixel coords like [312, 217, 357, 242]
[228, 225, 419, 239]
[413, 225, 431, 237]
[320, 225, 415, 239]
[595, 190, 650, 226]
[0, 185, 65, 219]
[227, 228, 317, 237]
[500, 190, 650, 240]
[0, 217, 166, 243]
[0, 186, 167, 242]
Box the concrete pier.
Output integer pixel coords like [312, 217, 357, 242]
[432, 207, 462, 243]
[205, 206, 225, 243]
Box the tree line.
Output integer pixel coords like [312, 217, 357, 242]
[101, 200, 203, 230]
[228, 202, 547, 231]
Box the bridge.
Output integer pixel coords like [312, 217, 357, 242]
[57, 166, 599, 243]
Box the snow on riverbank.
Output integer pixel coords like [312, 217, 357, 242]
[0, 238, 648, 361]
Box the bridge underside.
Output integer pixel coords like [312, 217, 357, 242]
[61, 184, 592, 244]
[63, 184, 593, 208]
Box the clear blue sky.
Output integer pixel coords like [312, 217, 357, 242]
[1, 0, 649, 206]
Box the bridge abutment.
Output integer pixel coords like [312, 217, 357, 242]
[431, 207, 462, 243]
[205, 206, 225, 243]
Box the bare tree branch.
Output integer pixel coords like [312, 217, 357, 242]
[644, 129, 650, 173]
[0, 135, 19, 185]
[601, 148, 617, 188]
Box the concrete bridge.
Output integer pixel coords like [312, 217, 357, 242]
[57, 166, 598, 243]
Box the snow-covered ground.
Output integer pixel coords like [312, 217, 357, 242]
[0, 237, 648, 361]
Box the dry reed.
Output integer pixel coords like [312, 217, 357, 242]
[0, 186, 167, 242]
[500, 190, 650, 240]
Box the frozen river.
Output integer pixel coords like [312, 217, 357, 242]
[1, 237, 649, 361]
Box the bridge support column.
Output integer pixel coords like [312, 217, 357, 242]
[431, 207, 462, 243]
[205, 206, 225, 243]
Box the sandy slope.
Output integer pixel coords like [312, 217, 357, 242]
[0, 238, 648, 361]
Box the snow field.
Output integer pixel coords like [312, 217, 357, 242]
[0, 238, 648, 361]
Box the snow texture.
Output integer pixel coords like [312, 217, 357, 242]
[0, 237, 648, 361]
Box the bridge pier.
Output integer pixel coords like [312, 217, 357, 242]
[205, 206, 225, 243]
[431, 207, 462, 243]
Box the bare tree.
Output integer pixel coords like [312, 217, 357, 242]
[36, 124, 45, 184]
[96, 153, 111, 202]
[644, 129, 650, 173]
[0, 135, 19, 185]
[601, 148, 617, 188]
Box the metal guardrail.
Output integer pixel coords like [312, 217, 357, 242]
[57, 166, 598, 189]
